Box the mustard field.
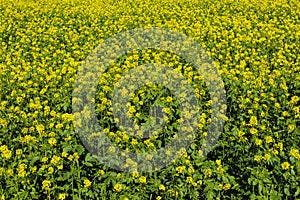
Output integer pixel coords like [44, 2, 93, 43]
[0, 0, 299, 199]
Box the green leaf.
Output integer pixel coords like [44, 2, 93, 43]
[258, 184, 263, 195]
[30, 156, 40, 165]
[206, 191, 215, 200]
[75, 144, 85, 154]
[84, 161, 93, 167]
[294, 186, 300, 197]
[284, 187, 290, 196]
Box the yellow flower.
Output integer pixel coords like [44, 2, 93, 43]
[64, 136, 72, 141]
[188, 166, 195, 174]
[223, 183, 231, 190]
[159, 184, 165, 191]
[83, 179, 92, 188]
[62, 152, 68, 158]
[139, 176, 147, 184]
[131, 139, 138, 146]
[73, 152, 79, 160]
[249, 116, 258, 126]
[41, 165, 47, 171]
[166, 96, 173, 103]
[42, 180, 51, 190]
[217, 166, 225, 174]
[237, 131, 245, 137]
[1, 149, 12, 159]
[289, 96, 299, 105]
[281, 162, 290, 170]
[255, 139, 262, 146]
[58, 193, 66, 200]
[1, 145, 8, 152]
[68, 155, 73, 161]
[48, 137, 57, 146]
[254, 155, 262, 162]
[31, 166, 37, 173]
[17, 164, 26, 172]
[218, 183, 223, 189]
[175, 166, 186, 174]
[99, 170, 105, 175]
[17, 170, 26, 178]
[49, 132, 56, 137]
[293, 107, 299, 113]
[263, 154, 271, 161]
[250, 128, 258, 135]
[57, 164, 63, 170]
[204, 168, 212, 178]
[22, 128, 28, 134]
[288, 124, 295, 132]
[16, 149, 22, 155]
[265, 136, 273, 144]
[48, 167, 54, 174]
[117, 173, 122, 179]
[282, 111, 289, 117]
[6, 169, 13, 176]
[186, 176, 193, 184]
[114, 183, 123, 192]
[290, 149, 300, 159]
[132, 171, 139, 178]
[50, 155, 61, 165]
[272, 149, 279, 155]
[275, 142, 283, 151]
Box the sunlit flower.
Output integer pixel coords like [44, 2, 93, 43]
[281, 162, 290, 170]
[265, 136, 273, 144]
[139, 176, 146, 184]
[83, 179, 92, 188]
[58, 193, 66, 200]
[114, 183, 123, 192]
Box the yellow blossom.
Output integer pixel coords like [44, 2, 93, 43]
[48, 138, 57, 146]
[159, 184, 165, 191]
[114, 183, 123, 192]
[83, 179, 92, 188]
[281, 162, 290, 170]
[290, 149, 300, 159]
[265, 136, 273, 144]
[223, 183, 231, 190]
[58, 193, 66, 200]
[250, 128, 258, 135]
[249, 116, 258, 126]
[42, 180, 51, 190]
[139, 176, 146, 184]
